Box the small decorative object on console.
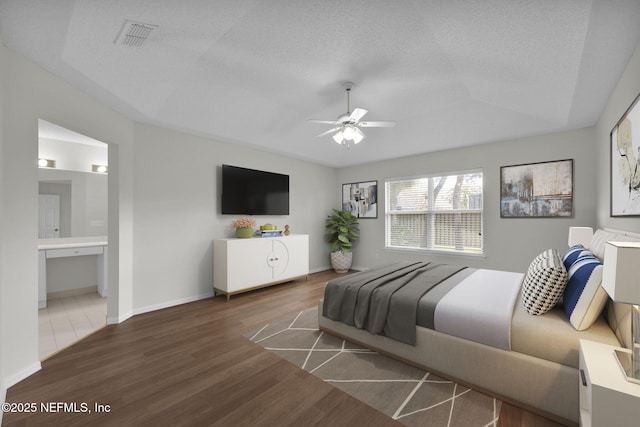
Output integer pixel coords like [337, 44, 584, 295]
[232, 217, 256, 238]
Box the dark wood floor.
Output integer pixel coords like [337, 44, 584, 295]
[4, 270, 564, 426]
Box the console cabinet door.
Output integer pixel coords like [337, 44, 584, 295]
[269, 240, 289, 279]
[226, 238, 273, 292]
[280, 235, 309, 279]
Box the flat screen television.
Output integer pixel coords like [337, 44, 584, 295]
[221, 164, 290, 215]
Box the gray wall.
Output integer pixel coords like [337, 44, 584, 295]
[339, 127, 598, 273]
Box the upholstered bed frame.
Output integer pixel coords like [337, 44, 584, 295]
[318, 228, 637, 425]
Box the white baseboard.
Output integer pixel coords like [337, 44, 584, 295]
[108, 292, 214, 324]
[309, 266, 331, 274]
[108, 266, 366, 325]
[48, 285, 98, 301]
[2, 361, 41, 391]
[0, 362, 42, 425]
[107, 310, 132, 325]
[132, 291, 215, 317]
[104, 268, 366, 325]
[310, 266, 366, 274]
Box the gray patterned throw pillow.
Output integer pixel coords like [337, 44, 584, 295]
[521, 249, 569, 315]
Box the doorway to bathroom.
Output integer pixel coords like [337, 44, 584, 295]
[37, 119, 109, 360]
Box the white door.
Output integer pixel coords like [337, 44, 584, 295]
[38, 194, 60, 238]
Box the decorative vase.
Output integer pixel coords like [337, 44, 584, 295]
[331, 251, 353, 273]
[236, 227, 254, 238]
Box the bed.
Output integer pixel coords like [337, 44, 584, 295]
[318, 227, 637, 425]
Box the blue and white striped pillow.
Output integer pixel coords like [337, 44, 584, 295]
[562, 244, 585, 270]
[563, 251, 607, 330]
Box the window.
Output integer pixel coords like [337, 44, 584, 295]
[385, 170, 483, 255]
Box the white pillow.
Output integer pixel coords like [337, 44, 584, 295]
[589, 229, 618, 260]
[589, 229, 640, 261]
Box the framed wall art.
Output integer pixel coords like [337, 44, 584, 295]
[342, 180, 377, 218]
[611, 91, 640, 216]
[500, 159, 573, 218]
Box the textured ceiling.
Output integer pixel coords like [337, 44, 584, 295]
[2, 0, 640, 167]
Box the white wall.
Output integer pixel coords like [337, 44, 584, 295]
[0, 27, 7, 411]
[0, 42, 41, 395]
[596, 42, 640, 232]
[131, 123, 337, 312]
[0, 41, 135, 393]
[339, 126, 598, 273]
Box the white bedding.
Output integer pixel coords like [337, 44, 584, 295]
[434, 269, 524, 350]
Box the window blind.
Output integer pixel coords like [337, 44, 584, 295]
[385, 170, 483, 254]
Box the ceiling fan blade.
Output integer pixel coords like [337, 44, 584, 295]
[358, 120, 396, 128]
[316, 126, 341, 137]
[349, 108, 368, 122]
[307, 119, 339, 125]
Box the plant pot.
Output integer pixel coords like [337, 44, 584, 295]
[235, 227, 254, 238]
[331, 251, 353, 273]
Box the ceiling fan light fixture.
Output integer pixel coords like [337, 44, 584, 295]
[332, 131, 344, 144]
[352, 128, 365, 144]
[342, 126, 355, 140]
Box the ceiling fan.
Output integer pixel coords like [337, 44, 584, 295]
[308, 82, 396, 147]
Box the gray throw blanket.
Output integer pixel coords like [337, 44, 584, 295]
[323, 262, 467, 345]
[322, 261, 426, 326]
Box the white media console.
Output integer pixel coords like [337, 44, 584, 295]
[213, 234, 309, 301]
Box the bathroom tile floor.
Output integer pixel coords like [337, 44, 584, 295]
[38, 292, 107, 360]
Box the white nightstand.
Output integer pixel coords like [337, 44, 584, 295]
[579, 339, 640, 426]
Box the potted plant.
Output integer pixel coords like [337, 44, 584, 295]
[232, 217, 257, 238]
[325, 209, 360, 273]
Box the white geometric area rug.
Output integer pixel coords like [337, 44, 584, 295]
[246, 308, 501, 427]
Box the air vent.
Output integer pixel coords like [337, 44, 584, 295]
[114, 20, 158, 47]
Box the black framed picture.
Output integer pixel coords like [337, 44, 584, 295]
[500, 159, 573, 218]
[611, 91, 640, 216]
[342, 180, 377, 218]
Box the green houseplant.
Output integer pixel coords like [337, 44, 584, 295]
[325, 209, 360, 273]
